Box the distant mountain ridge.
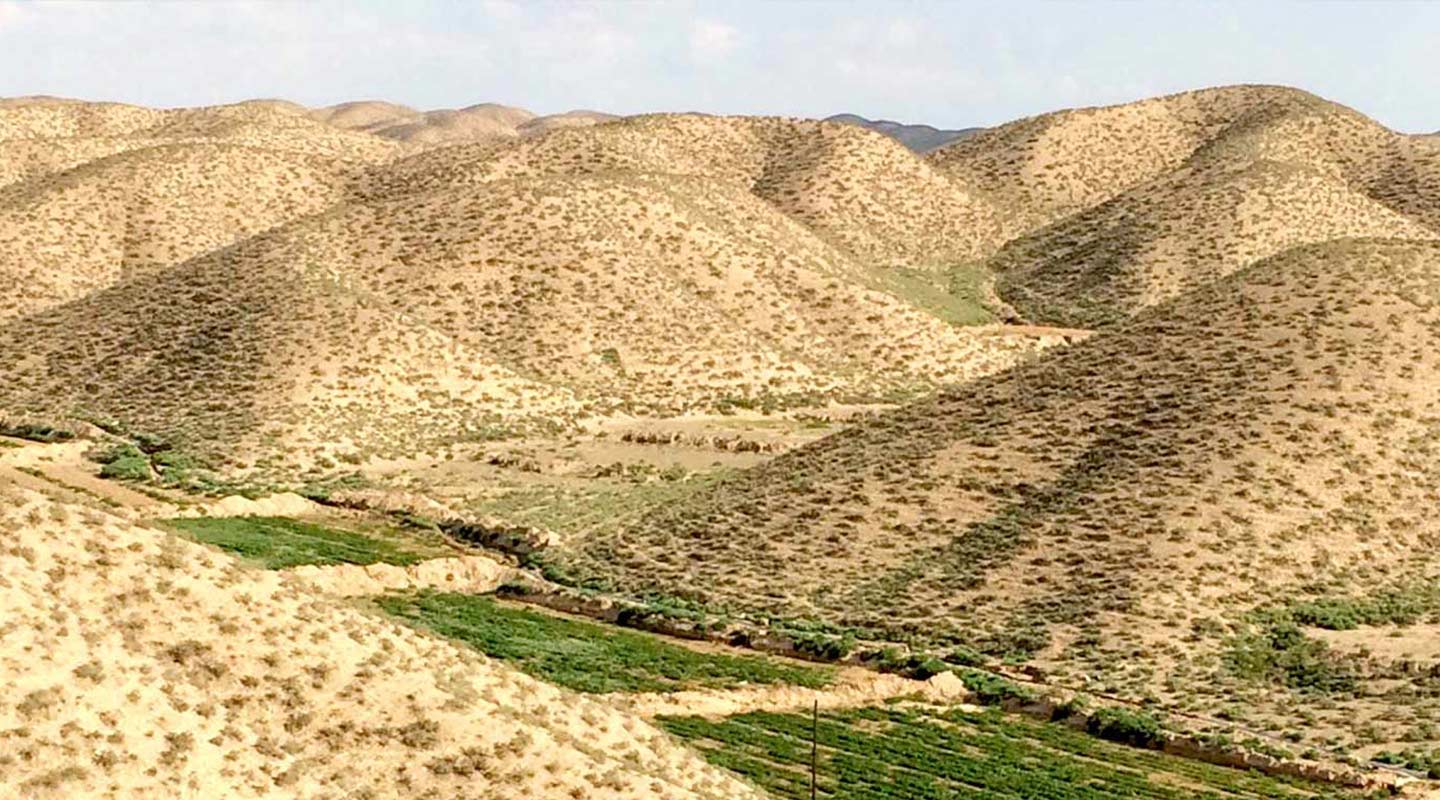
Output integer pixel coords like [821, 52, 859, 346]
[824, 113, 982, 152]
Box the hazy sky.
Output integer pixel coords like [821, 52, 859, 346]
[1, 0, 1436, 132]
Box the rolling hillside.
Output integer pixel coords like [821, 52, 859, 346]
[564, 238, 1440, 742]
[0, 97, 1068, 467]
[929, 85, 1440, 326]
[0, 96, 397, 182]
[375, 113, 1012, 271]
[0, 169, 1057, 468]
[824, 113, 981, 152]
[0, 143, 364, 321]
[0, 479, 758, 799]
[311, 100, 616, 147]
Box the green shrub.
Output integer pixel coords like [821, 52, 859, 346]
[943, 644, 987, 667]
[1223, 623, 1357, 694]
[0, 423, 74, 443]
[788, 630, 855, 661]
[957, 668, 1034, 706]
[1086, 707, 1164, 748]
[97, 445, 151, 481]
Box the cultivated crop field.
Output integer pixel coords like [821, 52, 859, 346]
[376, 591, 835, 693]
[161, 515, 453, 569]
[660, 706, 1375, 800]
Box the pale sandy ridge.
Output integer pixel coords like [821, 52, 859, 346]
[0, 477, 762, 799]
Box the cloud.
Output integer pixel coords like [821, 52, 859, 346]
[0, 1, 26, 31]
[481, 0, 523, 21]
[690, 19, 739, 64]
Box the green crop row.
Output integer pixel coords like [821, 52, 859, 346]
[660, 706, 1373, 800]
[375, 591, 834, 694]
[162, 515, 444, 569]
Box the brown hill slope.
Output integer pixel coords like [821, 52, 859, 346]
[0, 98, 398, 189]
[0, 143, 364, 321]
[0, 221, 580, 469]
[932, 85, 1440, 327]
[375, 114, 1010, 271]
[0, 170, 1056, 468]
[989, 158, 1439, 327]
[926, 84, 1335, 233]
[517, 109, 619, 137]
[312, 101, 616, 147]
[308, 99, 421, 130]
[0, 480, 757, 799]
[565, 238, 1440, 688]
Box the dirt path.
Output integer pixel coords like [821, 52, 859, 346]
[0, 439, 173, 514]
[609, 667, 978, 719]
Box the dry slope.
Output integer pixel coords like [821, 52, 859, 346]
[0, 143, 363, 321]
[311, 101, 616, 148]
[374, 113, 1011, 270]
[0, 97, 396, 189]
[570, 238, 1440, 666]
[0, 169, 1054, 468]
[0, 478, 759, 799]
[929, 85, 1440, 327]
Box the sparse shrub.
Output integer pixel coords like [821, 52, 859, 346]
[1223, 622, 1357, 694]
[97, 445, 151, 481]
[956, 668, 1033, 706]
[1086, 706, 1164, 749]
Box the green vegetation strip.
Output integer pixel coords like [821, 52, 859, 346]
[659, 706, 1369, 800]
[375, 591, 834, 694]
[162, 516, 433, 569]
[1277, 582, 1440, 630]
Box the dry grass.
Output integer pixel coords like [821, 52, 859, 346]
[565, 238, 1440, 752]
[0, 101, 1066, 470]
[930, 84, 1440, 326]
[0, 477, 760, 799]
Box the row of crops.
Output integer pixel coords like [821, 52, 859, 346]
[658, 705, 1373, 799]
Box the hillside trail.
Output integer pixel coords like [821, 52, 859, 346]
[0, 437, 172, 513]
[609, 666, 980, 719]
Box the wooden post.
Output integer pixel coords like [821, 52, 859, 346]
[810, 699, 818, 800]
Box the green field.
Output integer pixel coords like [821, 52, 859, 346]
[375, 591, 834, 694]
[659, 706, 1370, 800]
[162, 516, 444, 569]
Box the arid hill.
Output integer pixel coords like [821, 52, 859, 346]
[0, 480, 757, 799]
[375, 113, 1011, 270]
[929, 85, 1440, 326]
[0, 97, 1064, 467]
[0, 143, 365, 321]
[989, 158, 1438, 326]
[825, 113, 981, 152]
[566, 238, 1440, 733]
[311, 101, 615, 147]
[0, 169, 1056, 468]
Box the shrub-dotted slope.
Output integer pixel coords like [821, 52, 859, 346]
[0, 143, 362, 321]
[578, 239, 1440, 659]
[0, 170, 1055, 467]
[0, 224, 581, 468]
[376, 113, 1010, 270]
[931, 85, 1440, 326]
[0, 481, 759, 799]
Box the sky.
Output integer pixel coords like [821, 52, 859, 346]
[1, 0, 1436, 132]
